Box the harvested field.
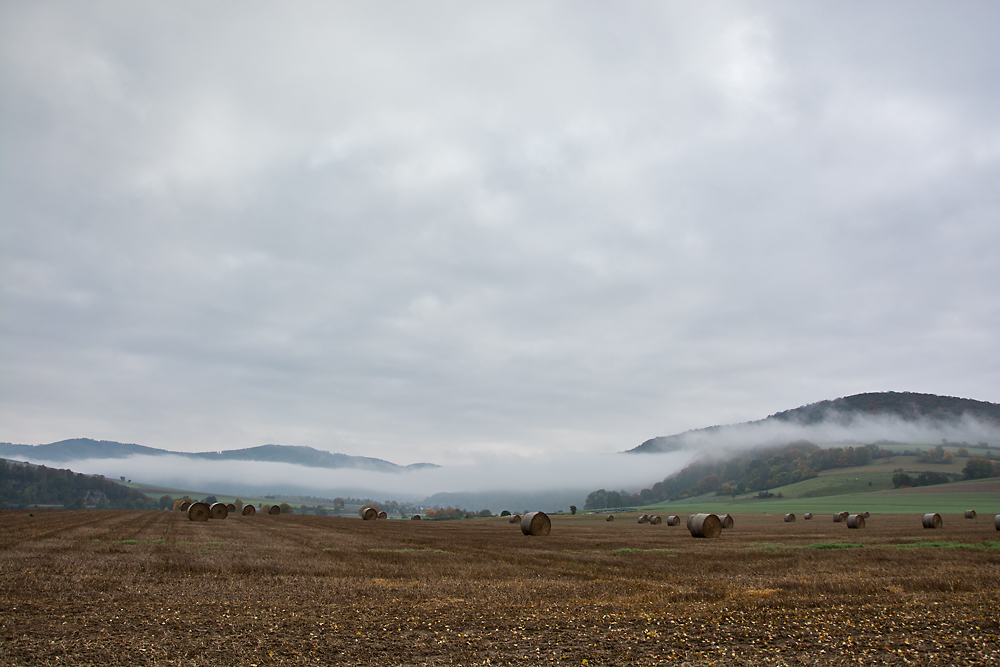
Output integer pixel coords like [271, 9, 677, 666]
[2, 510, 1000, 666]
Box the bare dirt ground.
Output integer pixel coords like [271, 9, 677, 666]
[2, 510, 999, 666]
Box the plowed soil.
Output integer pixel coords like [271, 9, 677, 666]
[2, 510, 999, 666]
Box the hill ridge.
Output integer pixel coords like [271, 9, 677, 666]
[0, 439, 438, 473]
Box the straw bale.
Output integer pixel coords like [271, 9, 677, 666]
[718, 514, 734, 529]
[267, 505, 281, 515]
[509, 514, 521, 524]
[994, 514, 999, 531]
[637, 514, 649, 524]
[833, 512, 849, 522]
[411, 514, 421, 520]
[242, 505, 256, 516]
[965, 510, 977, 519]
[378, 511, 387, 520]
[666, 515, 680, 526]
[784, 513, 795, 522]
[861, 511, 870, 519]
[649, 515, 662, 525]
[209, 502, 229, 520]
[804, 512, 813, 520]
[846, 514, 865, 529]
[226, 503, 236, 513]
[606, 515, 614, 522]
[922, 513, 942, 529]
[520, 511, 551, 536]
[180, 501, 192, 512]
[359, 507, 377, 521]
[687, 513, 722, 538]
[187, 502, 210, 522]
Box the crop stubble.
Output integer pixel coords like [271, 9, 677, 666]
[1, 511, 999, 666]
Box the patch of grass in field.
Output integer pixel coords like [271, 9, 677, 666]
[803, 542, 864, 550]
[610, 548, 677, 557]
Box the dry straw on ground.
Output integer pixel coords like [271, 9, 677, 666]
[186, 502, 210, 522]
[520, 511, 551, 536]
[687, 513, 722, 539]
[922, 513, 942, 529]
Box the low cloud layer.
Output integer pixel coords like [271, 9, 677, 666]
[2, 4, 999, 463]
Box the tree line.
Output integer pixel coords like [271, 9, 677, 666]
[0, 459, 156, 510]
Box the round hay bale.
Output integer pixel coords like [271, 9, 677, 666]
[637, 514, 649, 524]
[833, 512, 847, 522]
[180, 501, 192, 512]
[411, 514, 421, 520]
[359, 507, 377, 521]
[187, 502, 210, 522]
[784, 513, 795, 522]
[226, 503, 236, 513]
[520, 511, 551, 536]
[861, 511, 870, 519]
[606, 514, 614, 522]
[649, 515, 662, 525]
[994, 515, 999, 531]
[378, 511, 387, 520]
[718, 514, 734, 529]
[267, 505, 281, 515]
[666, 515, 680, 526]
[922, 513, 942, 529]
[686, 514, 694, 531]
[242, 505, 256, 516]
[804, 512, 813, 520]
[846, 514, 865, 529]
[687, 513, 722, 539]
[209, 502, 229, 520]
[965, 510, 977, 519]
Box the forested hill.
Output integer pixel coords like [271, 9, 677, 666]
[630, 392, 1000, 454]
[0, 458, 157, 509]
[0, 439, 439, 473]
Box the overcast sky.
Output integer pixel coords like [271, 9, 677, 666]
[3, 2, 999, 467]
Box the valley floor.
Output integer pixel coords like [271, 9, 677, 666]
[2, 510, 999, 666]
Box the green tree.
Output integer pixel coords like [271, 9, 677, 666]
[569, 505, 577, 515]
[963, 456, 996, 480]
[158, 495, 173, 510]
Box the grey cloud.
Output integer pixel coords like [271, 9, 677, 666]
[2, 3, 999, 472]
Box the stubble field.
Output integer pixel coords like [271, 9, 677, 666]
[1, 510, 999, 666]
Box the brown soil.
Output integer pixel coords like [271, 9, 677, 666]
[2, 510, 999, 666]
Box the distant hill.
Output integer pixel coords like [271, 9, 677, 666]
[0, 458, 157, 510]
[0, 439, 438, 473]
[630, 392, 1000, 454]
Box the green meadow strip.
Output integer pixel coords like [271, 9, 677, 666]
[748, 542, 863, 551]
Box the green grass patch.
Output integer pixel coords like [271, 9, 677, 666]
[803, 542, 864, 550]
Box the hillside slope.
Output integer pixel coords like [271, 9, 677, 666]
[630, 392, 1000, 454]
[0, 439, 438, 473]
